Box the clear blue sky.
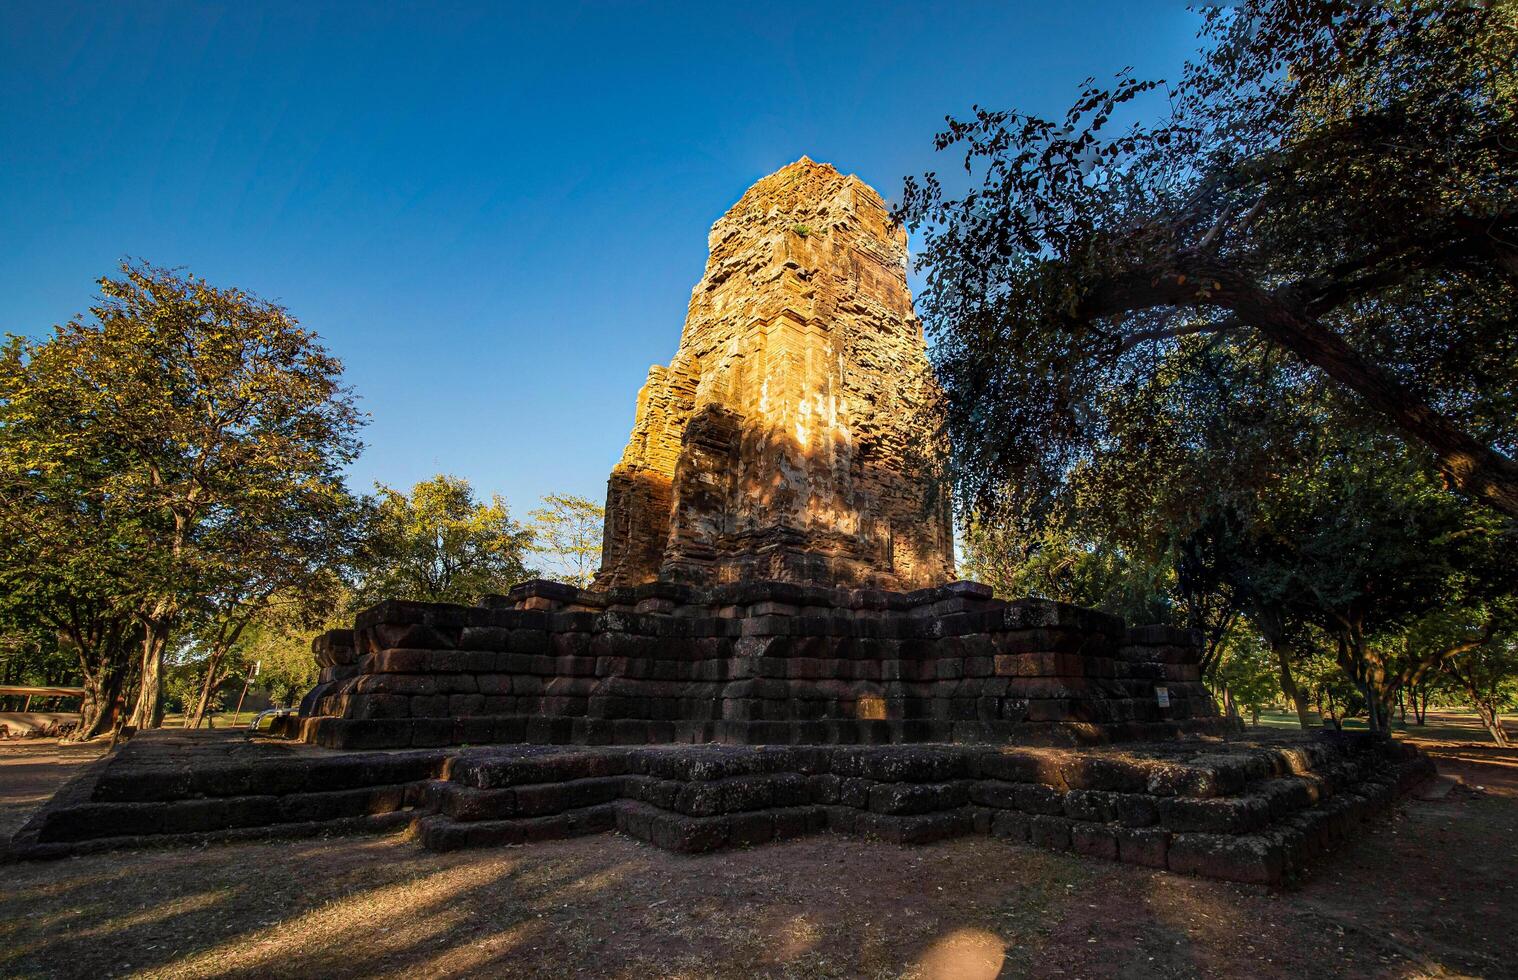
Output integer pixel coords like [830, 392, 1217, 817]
[1, 1, 1203, 516]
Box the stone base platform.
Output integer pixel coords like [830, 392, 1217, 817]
[290, 579, 1234, 751]
[9, 728, 1433, 887]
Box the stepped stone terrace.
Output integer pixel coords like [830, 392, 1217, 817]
[12, 722, 1431, 887]
[290, 578, 1230, 752]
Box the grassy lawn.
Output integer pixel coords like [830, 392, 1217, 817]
[160, 707, 1513, 741]
[158, 711, 260, 729]
[1244, 707, 1513, 743]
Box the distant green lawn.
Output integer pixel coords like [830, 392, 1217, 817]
[160, 711, 257, 729]
[1244, 707, 1513, 743]
[154, 706, 1513, 743]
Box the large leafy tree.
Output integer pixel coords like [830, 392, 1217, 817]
[901, 0, 1518, 518]
[963, 317, 1517, 733]
[960, 514, 1173, 627]
[0, 494, 147, 738]
[355, 475, 535, 606]
[1250, 433, 1509, 732]
[0, 261, 364, 730]
[178, 551, 358, 729]
[1440, 607, 1518, 746]
[528, 493, 605, 590]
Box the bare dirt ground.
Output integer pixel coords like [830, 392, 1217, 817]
[0, 716, 1512, 980]
[0, 738, 104, 842]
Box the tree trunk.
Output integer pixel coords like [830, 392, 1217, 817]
[184, 611, 259, 729]
[1271, 640, 1313, 729]
[72, 658, 125, 741]
[129, 617, 172, 730]
[61, 621, 133, 742]
[186, 662, 218, 729]
[1240, 292, 1518, 518]
[186, 651, 232, 730]
[1472, 700, 1512, 747]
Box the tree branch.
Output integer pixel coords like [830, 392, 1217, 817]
[1117, 316, 1244, 353]
[1079, 258, 1518, 518]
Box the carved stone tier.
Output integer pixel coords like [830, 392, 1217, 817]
[18, 726, 1434, 888]
[292, 579, 1231, 751]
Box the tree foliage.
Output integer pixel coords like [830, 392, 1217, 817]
[1435, 601, 1518, 745]
[901, 0, 1518, 518]
[922, 0, 1518, 736]
[0, 261, 364, 734]
[528, 493, 604, 590]
[355, 475, 535, 606]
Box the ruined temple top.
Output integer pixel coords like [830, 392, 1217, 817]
[594, 157, 956, 591]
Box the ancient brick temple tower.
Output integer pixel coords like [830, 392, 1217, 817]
[594, 157, 956, 592]
[141, 157, 1407, 884]
[282, 158, 1230, 758]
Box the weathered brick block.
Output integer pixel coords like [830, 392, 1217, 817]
[866, 781, 967, 815]
[1013, 783, 1067, 816]
[459, 627, 511, 651]
[410, 695, 450, 718]
[1029, 814, 1072, 850]
[727, 810, 776, 846]
[968, 780, 1019, 809]
[1072, 822, 1119, 860]
[1115, 827, 1170, 868]
[1167, 832, 1285, 885]
[1159, 795, 1271, 834]
[447, 694, 486, 717]
[347, 694, 411, 720]
[990, 810, 1031, 842]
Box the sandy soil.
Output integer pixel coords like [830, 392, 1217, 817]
[0, 738, 105, 841]
[0, 717, 1511, 979]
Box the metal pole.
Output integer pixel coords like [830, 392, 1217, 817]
[232, 662, 258, 726]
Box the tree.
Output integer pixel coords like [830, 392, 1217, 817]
[237, 612, 325, 709]
[0, 613, 83, 710]
[0, 261, 364, 730]
[960, 505, 1175, 625]
[1408, 599, 1518, 745]
[0, 431, 153, 737]
[901, 1, 1518, 519]
[962, 306, 1515, 734]
[1213, 631, 1280, 726]
[355, 475, 535, 606]
[179, 570, 351, 729]
[528, 493, 604, 589]
[1444, 630, 1518, 746]
[1297, 642, 1365, 731]
[1240, 427, 1514, 733]
[178, 489, 367, 728]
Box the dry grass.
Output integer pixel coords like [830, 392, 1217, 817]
[0, 716, 1513, 978]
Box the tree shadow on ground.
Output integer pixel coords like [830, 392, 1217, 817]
[4, 728, 1517, 979]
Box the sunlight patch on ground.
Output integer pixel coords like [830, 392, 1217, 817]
[908, 927, 1006, 980]
[767, 913, 823, 963]
[153, 860, 524, 977]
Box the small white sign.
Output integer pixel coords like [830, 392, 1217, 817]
[1154, 686, 1170, 707]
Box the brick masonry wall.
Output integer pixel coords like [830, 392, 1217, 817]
[291, 579, 1234, 751]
